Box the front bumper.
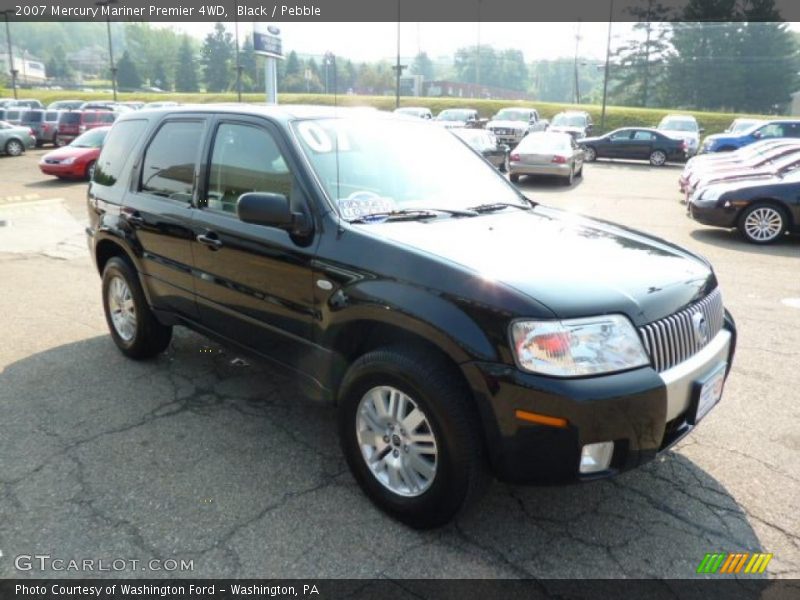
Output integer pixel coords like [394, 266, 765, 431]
[39, 161, 85, 178]
[461, 317, 736, 484]
[489, 131, 525, 146]
[687, 199, 740, 228]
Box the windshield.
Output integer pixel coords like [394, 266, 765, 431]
[517, 133, 572, 153]
[494, 109, 530, 122]
[438, 110, 473, 121]
[293, 118, 524, 220]
[659, 118, 698, 132]
[730, 119, 763, 133]
[551, 113, 586, 127]
[453, 129, 495, 151]
[70, 128, 107, 148]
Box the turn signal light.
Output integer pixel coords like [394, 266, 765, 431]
[514, 409, 568, 428]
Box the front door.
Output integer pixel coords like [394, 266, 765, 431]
[189, 118, 320, 375]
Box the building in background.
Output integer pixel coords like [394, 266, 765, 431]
[422, 80, 530, 101]
[0, 50, 47, 85]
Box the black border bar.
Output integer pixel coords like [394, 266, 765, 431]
[0, 0, 798, 22]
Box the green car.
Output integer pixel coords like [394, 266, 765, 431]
[0, 120, 36, 156]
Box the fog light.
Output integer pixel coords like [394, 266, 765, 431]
[579, 442, 614, 474]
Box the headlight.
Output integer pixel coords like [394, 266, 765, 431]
[510, 315, 650, 377]
[62, 157, 76, 165]
[700, 187, 723, 202]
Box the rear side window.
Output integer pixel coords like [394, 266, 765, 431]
[100, 113, 116, 124]
[6, 110, 20, 120]
[45, 111, 59, 121]
[22, 111, 43, 123]
[83, 113, 98, 124]
[140, 120, 204, 202]
[59, 112, 81, 124]
[94, 120, 148, 187]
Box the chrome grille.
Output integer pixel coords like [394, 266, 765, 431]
[638, 288, 724, 372]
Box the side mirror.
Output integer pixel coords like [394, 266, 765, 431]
[586, 124, 593, 132]
[752, 130, 762, 139]
[237, 192, 311, 236]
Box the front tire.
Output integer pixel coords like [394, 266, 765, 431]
[583, 146, 597, 162]
[338, 347, 488, 529]
[650, 150, 667, 166]
[102, 257, 172, 359]
[738, 203, 787, 244]
[562, 166, 574, 186]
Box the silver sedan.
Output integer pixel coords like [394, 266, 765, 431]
[509, 132, 584, 186]
[0, 120, 36, 157]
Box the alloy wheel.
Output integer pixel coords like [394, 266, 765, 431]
[6, 140, 23, 156]
[650, 150, 667, 166]
[743, 206, 784, 243]
[355, 385, 438, 497]
[107, 276, 137, 341]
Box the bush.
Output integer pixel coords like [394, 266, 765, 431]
[0, 89, 771, 136]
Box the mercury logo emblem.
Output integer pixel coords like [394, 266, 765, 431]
[692, 311, 709, 345]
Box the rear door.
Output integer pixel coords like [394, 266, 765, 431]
[189, 116, 319, 371]
[121, 117, 208, 319]
[605, 129, 634, 158]
[629, 130, 656, 159]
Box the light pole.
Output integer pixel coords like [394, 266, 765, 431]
[573, 21, 582, 104]
[392, 0, 406, 108]
[234, 18, 242, 102]
[95, 0, 117, 101]
[323, 52, 336, 103]
[600, 0, 615, 132]
[2, 10, 17, 99]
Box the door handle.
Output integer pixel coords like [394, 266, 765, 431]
[196, 232, 223, 250]
[123, 210, 144, 226]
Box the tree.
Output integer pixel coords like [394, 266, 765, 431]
[174, 36, 199, 92]
[240, 37, 258, 90]
[201, 22, 235, 92]
[45, 45, 73, 80]
[152, 60, 170, 91]
[410, 52, 435, 80]
[116, 51, 141, 90]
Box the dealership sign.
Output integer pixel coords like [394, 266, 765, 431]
[253, 24, 283, 59]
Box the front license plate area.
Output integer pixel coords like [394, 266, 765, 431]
[690, 362, 727, 425]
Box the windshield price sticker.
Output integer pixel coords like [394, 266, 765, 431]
[336, 193, 395, 221]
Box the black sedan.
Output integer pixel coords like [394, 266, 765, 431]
[688, 170, 800, 244]
[581, 128, 687, 166]
[452, 128, 510, 171]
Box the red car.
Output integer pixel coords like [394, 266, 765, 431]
[38, 126, 109, 180]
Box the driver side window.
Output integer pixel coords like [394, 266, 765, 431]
[205, 123, 291, 214]
[610, 130, 632, 141]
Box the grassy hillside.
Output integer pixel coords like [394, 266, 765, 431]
[0, 89, 772, 136]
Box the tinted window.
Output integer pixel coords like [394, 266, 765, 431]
[45, 111, 59, 121]
[100, 113, 116, 124]
[6, 110, 20, 120]
[633, 131, 656, 141]
[140, 120, 204, 201]
[83, 113, 98, 124]
[206, 123, 291, 214]
[610, 130, 632, 141]
[21, 111, 43, 123]
[59, 112, 81, 124]
[94, 121, 148, 187]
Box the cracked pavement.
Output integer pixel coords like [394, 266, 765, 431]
[1, 149, 798, 579]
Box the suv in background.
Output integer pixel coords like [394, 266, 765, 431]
[658, 114, 702, 156]
[20, 109, 46, 146]
[485, 107, 547, 147]
[86, 105, 735, 528]
[6, 99, 44, 109]
[56, 110, 116, 146]
[39, 110, 62, 145]
[47, 100, 85, 111]
[393, 107, 433, 120]
[548, 110, 593, 139]
[700, 119, 800, 153]
[0, 108, 25, 125]
[435, 108, 479, 129]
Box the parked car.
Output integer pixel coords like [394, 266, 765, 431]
[6, 98, 44, 109]
[688, 168, 800, 244]
[39, 109, 62, 145]
[118, 101, 145, 111]
[724, 118, 766, 134]
[47, 100, 85, 111]
[0, 98, 15, 108]
[485, 107, 546, 147]
[657, 114, 702, 156]
[700, 119, 800, 153]
[0, 120, 36, 156]
[581, 128, 687, 166]
[452, 128, 510, 171]
[87, 105, 736, 528]
[688, 151, 800, 203]
[548, 110, 593, 139]
[680, 138, 800, 193]
[509, 131, 584, 184]
[56, 110, 116, 146]
[19, 109, 47, 146]
[0, 108, 25, 125]
[142, 101, 180, 110]
[393, 107, 433, 120]
[435, 108, 479, 129]
[683, 143, 800, 199]
[39, 126, 109, 180]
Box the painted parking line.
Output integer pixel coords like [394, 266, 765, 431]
[0, 193, 42, 205]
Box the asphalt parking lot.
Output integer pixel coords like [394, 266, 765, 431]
[1, 148, 798, 579]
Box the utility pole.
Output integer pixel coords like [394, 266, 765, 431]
[573, 21, 582, 104]
[392, 0, 406, 108]
[476, 0, 481, 89]
[234, 17, 242, 102]
[600, 0, 614, 131]
[95, 0, 118, 101]
[2, 11, 17, 99]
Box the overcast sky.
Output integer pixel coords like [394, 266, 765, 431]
[158, 22, 634, 63]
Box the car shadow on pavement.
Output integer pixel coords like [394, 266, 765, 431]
[0, 331, 767, 578]
[690, 228, 800, 256]
[24, 178, 88, 190]
[513, 176, 585, 193]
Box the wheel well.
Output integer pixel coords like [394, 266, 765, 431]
[328, 320, 473, 400]
[94, 238, 133, 275]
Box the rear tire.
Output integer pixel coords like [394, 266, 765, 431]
[101, 257, 172, 359]
[563, 166, 574, 186]
[510, 173, 520, 183]
[649, 150, 667, 166]
[338, 346, 489, 529]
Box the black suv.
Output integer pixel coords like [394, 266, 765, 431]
[87, 106, 736, 528]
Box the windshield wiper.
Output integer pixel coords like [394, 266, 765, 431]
[349, 207, 478, 224]
[467, 202, 532, 213]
